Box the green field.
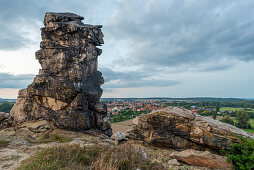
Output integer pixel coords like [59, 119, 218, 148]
[220, 107, 254, 112]
[233, 118, 254, 133]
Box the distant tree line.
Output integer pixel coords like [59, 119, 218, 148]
[0, 102, 14, 113]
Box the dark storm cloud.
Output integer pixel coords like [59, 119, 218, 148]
[105, 0, 254, 69]
[101, 67, 180, 88]
[0, 72, 34, 88]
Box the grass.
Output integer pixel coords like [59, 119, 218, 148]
[0, 140, 9, 149]
[220, 107, 254, 112]
[244, 118, 254, 133]
[17, 144, 166, 170]
[26, 134, 72, 144]
[2, 163, 13, 168]
[232, 118, 254, 133]
[0, 155, 21, 161]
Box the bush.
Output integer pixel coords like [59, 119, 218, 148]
[0, 102, 14, 113]
[220, 115, 234, 125]
[17, 144, 165, 170]
[226, 137, 254, 170]
[235, 111, 251, 129]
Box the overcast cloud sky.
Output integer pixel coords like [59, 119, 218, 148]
[0, 0, 253, 98]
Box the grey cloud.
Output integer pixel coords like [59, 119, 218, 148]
[0, 72, 34, 88]
[101, 67, 180, 88]
[0, 0, 109, 50]
[105, 0, 254, 70]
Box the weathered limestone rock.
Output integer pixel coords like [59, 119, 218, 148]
[170, 149, 233, 169]
[1, 12, 111, 136]
[114, 132, 127, 141]
[128, 107, 253, 152]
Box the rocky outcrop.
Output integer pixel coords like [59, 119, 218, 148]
[2, 12, 111, 136]
[128, 107, 253, 152]
[170, 149, 233, 169]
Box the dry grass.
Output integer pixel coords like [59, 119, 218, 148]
[91, 143, 165, 170]
[17, 144, 165, 170]
[26, 134, 72, 144]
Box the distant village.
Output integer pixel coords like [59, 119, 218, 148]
[104, 99, 229, 116]
[105, 100, 165, 115]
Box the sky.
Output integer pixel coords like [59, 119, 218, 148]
[0, 0, 254, 98]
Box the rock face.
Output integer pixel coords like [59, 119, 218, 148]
[128, 107, 253, 152]
[170, 149, 233, 169]
[4, 12, 111, 136]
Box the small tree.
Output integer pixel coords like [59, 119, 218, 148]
[235, 111, 251, 129]
[220, 115, 234, 125]
[212, 112, 217, 120]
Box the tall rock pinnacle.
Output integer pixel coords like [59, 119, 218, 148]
[9, 12, 112, 136]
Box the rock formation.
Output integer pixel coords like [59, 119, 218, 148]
[128, 107, 253, 152]
[2, 12, 111, 136]
[170, 149, 233, 169]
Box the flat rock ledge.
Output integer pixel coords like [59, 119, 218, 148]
[128, 106, 253, 152]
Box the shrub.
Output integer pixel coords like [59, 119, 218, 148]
[220, 115, 234, 125]
[226, 137, 254, 170]
[235, 111, 251, 129]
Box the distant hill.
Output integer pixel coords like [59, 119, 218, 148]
[101, 97, 246, 102]
[0, 98, 17, 103]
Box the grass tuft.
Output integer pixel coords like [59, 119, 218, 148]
[0, 140, 9, 149]
[26, 134, 72, 144]
[17, 144, 165, 170]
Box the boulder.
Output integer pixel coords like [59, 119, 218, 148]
[1, 12, 112, 136]
[128, 107, 253, 152]
[170, 149, 233, 169]
[0, 112, 9, 121]
[114, 132, 127, 141]
[167, 159, 180, 166]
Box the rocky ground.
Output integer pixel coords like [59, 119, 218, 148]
[0, 119, 222, 170]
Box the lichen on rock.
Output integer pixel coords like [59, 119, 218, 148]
[2, 12, 111, 136]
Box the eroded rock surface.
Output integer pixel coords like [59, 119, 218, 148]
[170, 149, 233, 169]
[1, 12, 111, 136]
[128, 107, 253, 152]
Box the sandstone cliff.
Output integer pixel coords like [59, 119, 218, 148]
[128, 106, 253, 152]
[2, 12, 111, 136]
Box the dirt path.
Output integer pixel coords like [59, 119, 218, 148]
[111, 119, 133, 134]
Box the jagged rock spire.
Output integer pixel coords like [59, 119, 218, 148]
[8, 12, 112, 136]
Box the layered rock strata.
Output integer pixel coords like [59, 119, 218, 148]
[128, 107, 253, 152]
[4, 12, 111, 136]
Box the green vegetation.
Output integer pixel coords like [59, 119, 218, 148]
[226, 137, 254, 170]
[26, 134, 72, 144]
[212, 112, 217, 119]
[0, 140, 9, 149]
[111, 109, 149, 123]
[0, 155, 21, 161]
[0, 102, 14, 113]
[17, 144, 165, 170]
[220, 115, 234, 125]
[235, 111, 251, 129]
